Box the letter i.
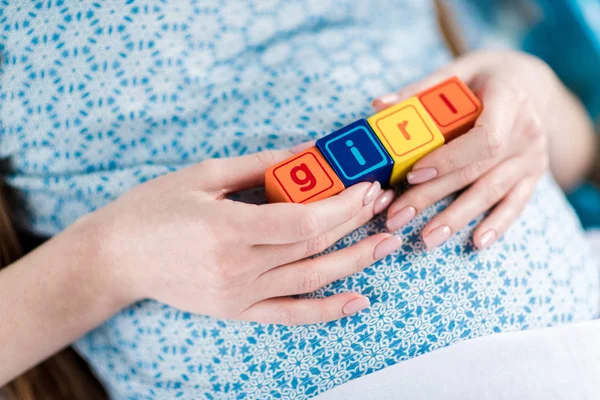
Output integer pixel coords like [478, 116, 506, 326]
[346, 140, 366, 166]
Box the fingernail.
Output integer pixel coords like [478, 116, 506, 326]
[407, 167, 438, 184]
[363, 181, 382, 206]
[372, 93, 400, 109]
[477, 230, 497, 249]
[423, 225, 451, 249]
[373, 235, 402, 260]
[290, 140, 316, 154]
[342, 297, 370, 316]
[387, 206, 416, 232]
[373, 190, 395, 214]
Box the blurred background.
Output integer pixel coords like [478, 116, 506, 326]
[447, 0, 600, 228]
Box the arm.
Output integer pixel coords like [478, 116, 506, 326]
[543, 80, 597, 191]
[589, 122, 600, 185]
[0, 219, 126, 385]
[0, 148, 400, 385]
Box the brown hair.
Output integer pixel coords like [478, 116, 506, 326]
[0, 181, 107, 400]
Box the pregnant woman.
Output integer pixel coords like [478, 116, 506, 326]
[1, 1, 598, 399]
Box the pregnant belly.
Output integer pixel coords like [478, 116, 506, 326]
[76, 175, 599, 400]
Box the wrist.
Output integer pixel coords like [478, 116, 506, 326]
[0, 212, 134, 377]
[64, 211, 138, 311]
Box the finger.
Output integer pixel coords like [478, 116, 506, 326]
[386, 157, 498, 232]
[240, 293, 371, 326]
[248, 182, 376, 245]
[257, 233, 399, 297]
[186, 141, 315, 195]
[473, 176, 539, 249]
[406, 75, 522, 185]
[255, 188, 394, 266]
[371, 52, 492, 111]
[420, 155, 527, 250]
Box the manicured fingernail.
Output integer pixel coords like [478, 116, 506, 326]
[342, 297, 370, 316]
[423, 225, 451, 249]
[363, 181, 382, 206]
[373, 190, 395, 214]
[290, 140, 316, 154]
[477, 230, 497, 249]
[373, 235, 402, 260]
[372, 93, 401, 109]
[387, 206, 416, 232]
[407, 167, 438, 184]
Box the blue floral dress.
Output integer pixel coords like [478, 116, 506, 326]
[0, 1, 598, 399]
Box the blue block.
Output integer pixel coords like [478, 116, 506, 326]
[316, 119, 393, 187]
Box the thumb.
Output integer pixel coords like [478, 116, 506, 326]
[187, 141, 315, 196]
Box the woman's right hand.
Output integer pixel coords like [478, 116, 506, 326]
[86, 146, 399, 326]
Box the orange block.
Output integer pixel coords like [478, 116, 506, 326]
[265, 147, 345, 203]
[418, 76, 482, 141]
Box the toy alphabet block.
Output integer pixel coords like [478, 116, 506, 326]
[316, 119, 393, 187]
[265, 77, 483, 203]
[265, 147, 345, 203]
[417, 76, 482, 141]
[367, 97, 444, 185]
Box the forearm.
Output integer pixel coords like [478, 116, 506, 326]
[544, 82, 597, 190]
[588, 121, 600, 185]
[0, 218, 128, 385]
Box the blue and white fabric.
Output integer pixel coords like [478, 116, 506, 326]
[1, 1, 598, 399]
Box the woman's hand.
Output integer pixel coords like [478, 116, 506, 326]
[89, 145, 398, 326]
[372, 50, 593, 250]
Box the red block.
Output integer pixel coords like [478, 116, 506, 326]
[418, 76, 482, 141]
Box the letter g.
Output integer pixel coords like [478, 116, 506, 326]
[290, 163, 317, 192]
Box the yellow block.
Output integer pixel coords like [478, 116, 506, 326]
[367, 97, 445, 185]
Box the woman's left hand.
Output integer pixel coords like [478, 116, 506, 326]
[372, 51, 559, 250]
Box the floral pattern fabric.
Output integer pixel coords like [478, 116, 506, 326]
[0, 1, 598, 399]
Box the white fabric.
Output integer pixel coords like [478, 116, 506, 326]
[316, 319, 600, 400]
[587, 229, 600, 261]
